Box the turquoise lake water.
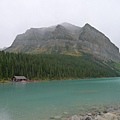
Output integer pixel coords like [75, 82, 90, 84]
[0, 78, 120, 120]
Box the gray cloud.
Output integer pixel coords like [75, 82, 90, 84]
[0, 0, 120, 49]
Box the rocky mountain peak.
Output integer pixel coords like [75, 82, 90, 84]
[55, 24, 66, 31]
[5, 23, 120, 61]
[60, 22, 80, 29]
[84, 23, 91, 27]
[83, 23, 99, 32]
[82, 23, 106, 37]
[60, 22, 81, 34]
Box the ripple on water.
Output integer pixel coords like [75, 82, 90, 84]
[0, 108, 12, 120]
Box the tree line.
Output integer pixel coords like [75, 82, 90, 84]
[0, 51, 119, 81]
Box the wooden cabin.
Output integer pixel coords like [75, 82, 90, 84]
[12, 76, 27, 82]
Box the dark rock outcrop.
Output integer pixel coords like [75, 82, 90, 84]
[5, 22, 120, 61]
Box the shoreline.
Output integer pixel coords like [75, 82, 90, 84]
[51, 106, 120, 120]
[1, 77, 120, 84]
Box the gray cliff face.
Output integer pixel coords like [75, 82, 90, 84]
[5, 22, 120, 61]
[79, 23, 120, 61]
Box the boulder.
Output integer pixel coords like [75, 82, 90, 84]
[103, 113, 118, 120]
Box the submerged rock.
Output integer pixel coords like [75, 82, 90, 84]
[62, 112, 70, 118]
[68, 115, 84, 120]
[50, 115, 62, 120]
[54, 115, 62, 120]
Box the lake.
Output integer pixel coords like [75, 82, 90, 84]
[0, 77, 120, 120]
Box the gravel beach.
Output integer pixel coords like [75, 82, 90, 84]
[50, 106, 120, 120]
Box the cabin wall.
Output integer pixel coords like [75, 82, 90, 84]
[12, 77, 27, 82]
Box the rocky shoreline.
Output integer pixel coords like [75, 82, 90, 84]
[50, 106, 120, 120]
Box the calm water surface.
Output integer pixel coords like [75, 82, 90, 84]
[0, 78, 120, 120]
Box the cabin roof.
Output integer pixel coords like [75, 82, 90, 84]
[13, 76, 27, 79]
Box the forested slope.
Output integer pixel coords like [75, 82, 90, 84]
[0, 51, 119, 81]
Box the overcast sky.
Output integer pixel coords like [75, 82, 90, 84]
[0, 0, 120, 49]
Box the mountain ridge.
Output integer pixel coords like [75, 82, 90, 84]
[5, 22, 120, 62]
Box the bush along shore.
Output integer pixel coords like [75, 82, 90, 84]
[50, 106, 120, 120]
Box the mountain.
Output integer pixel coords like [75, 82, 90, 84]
[5, 22, 120, 61]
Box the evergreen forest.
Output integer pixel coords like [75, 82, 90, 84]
[0, 51, 119, 81]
